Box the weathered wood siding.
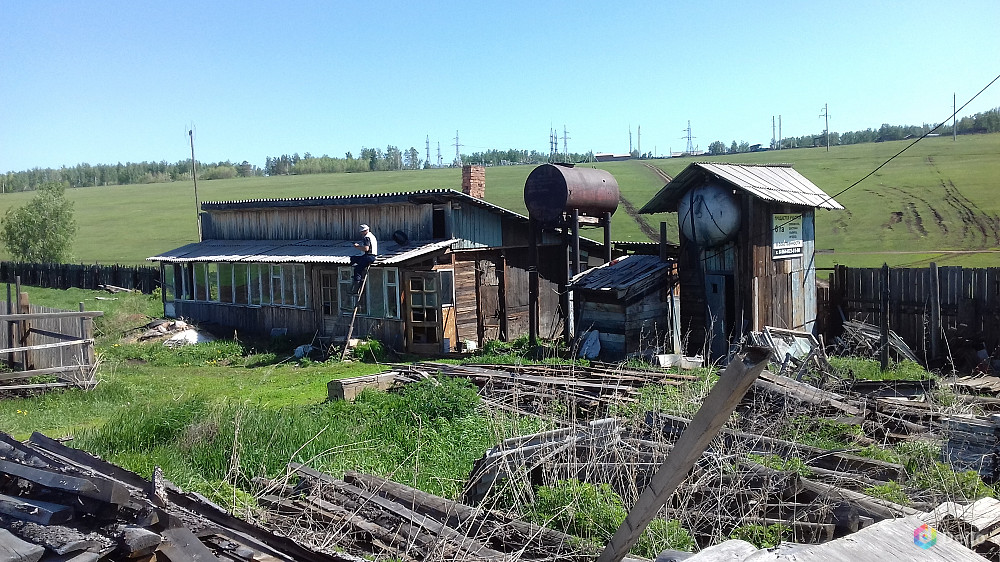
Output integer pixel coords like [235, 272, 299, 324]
[829, 265, 1000, 360]
[577, 287, 674, 360]
[202, 204, 435, 241]
[454, 259, 479, 346]
[450, 206, 503, 249]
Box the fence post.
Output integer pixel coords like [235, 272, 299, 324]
[18, 286, 31, 370]
[880, 263, 890, 370]
[79, 302, 94, 383]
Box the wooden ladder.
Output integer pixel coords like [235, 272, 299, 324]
[339, 273, 369, 361]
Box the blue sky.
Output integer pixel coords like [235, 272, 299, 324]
[2, 1, 998, 172]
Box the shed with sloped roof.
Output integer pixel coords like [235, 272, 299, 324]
[640, 162, 843, 360]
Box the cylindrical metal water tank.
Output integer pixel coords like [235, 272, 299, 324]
[677, 182, 741, 247]
[523, 163, 619, 224]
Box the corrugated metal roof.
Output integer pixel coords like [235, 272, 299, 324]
[569, 254, 673, 291]
[147, 238, 458, 264]
[639, 163, 844, 214]
[201, 189, 532, 222]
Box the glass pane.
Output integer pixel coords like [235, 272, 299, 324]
[425, 293, 438, 307]
[180, 264, 192, 300]
[367, 269, 385, 317]
[412, 309, 425, 322]
[440, 270, 454, 306]
[218, 263, 234, 303]
[234, 264, 249, 305]
[295, 265, 306, 307]
[411, 293, 424, 307]
[425, 308, 438, 322]
[259, 265, 272, 305]
[193, 263, 208, 301]
[387, 284, 399, 319]
[282, 265, 295, 306]
[424, 277, 437, 291]
[387, 269, 397, 284]
[410, 277, 424, 291]
[271, 265, 283, 305]
[208, 263, 220, 301]
[163, 264, 176, 301]
[250, 265, 262, 305]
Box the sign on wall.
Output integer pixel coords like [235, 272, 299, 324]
[772, 214, 803, 259]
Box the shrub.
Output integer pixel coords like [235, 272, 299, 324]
[730, 523, 791, 548]
[528, 479, 694, 557]
[399, 376, 480, 423]
[354, 338, 386, 363]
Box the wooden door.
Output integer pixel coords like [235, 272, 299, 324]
[405, 272, 442, 354]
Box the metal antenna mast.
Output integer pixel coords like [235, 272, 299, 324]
[629, 125, 633, 154]
[562, 125, 570, 155]
[425, 135, 430, 168]
[637, 125, 641, 157]
[683, 121, 695, 154]
[437, 142, 442, 167]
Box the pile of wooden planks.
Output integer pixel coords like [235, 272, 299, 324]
[258, 462, 591, 561]
[330, 361, 697, 419]
[0, 431, 351, 562]
[942, 414, 1000, 482]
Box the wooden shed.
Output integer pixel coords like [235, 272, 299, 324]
[149, 184, 600, 354]
[639, 163, 843, 361]
[568, 254, 679, 360]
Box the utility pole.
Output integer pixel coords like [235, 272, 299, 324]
[453, 130, 462, 166]
[953, 93, 957, 141]
[437, 142, 442, 168]
[629, 125, 633, 154]
[820, 103, 830, 151]
[425, 135, 430, 168]
[188, 129, 201, 239]
[562, 125, 570, 156]
[779, 115, 782, 150]
[772, 116, 776, 149]
[637, 125, 641, 158]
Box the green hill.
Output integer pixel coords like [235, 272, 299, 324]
[1, 134, 997, 268]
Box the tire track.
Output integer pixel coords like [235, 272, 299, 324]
[615, 163, 673, 242]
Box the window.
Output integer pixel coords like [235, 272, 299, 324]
[163, 264, 176, 301]
[322, 273, 337, 315]
[234, 264, 249, 305]
[207, 263, 220, 302]
[170, 261, 308, 309]
[193, 263, 208, 301]
[439, 270, 454, 306]
[218, 263, 234, 303]
[336, 266, 400, 319]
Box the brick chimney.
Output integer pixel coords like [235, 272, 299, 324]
[461, 165, 485, 198]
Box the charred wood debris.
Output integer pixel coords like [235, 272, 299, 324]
[6, 322, 1000, 560]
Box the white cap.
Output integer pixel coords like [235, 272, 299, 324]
[360, 224, 369, 232]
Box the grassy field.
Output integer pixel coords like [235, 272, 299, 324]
[0, 134, 996, 268]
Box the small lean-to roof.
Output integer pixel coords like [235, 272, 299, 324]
[569, 254, 674, 293]
[147, 238, 458, 265]
[639, 162, 844, 213]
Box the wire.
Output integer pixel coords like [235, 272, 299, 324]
[698, 72, 1000, 266]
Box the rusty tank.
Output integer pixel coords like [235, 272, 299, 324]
[523, 163, 620, 225]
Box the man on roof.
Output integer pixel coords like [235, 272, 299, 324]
[350, 224, 378, 294]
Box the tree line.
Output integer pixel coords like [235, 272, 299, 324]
[706, 106, 1000, 156]
[4, 106, 998, 192]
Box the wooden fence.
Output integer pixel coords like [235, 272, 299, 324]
[0, 261, 160, 294]
[0, 283, 103, 392]
[827, 264, 1000, 363]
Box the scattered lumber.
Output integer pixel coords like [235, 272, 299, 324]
[0, 431, 356, 562]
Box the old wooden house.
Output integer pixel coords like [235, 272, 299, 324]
[639, 162, 843, 360]
[149, 168, 600, 354]
[568, 254, 679, 360]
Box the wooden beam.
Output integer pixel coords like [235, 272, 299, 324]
[0, 311, 103, 321]
[597, 348, 771, 562]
